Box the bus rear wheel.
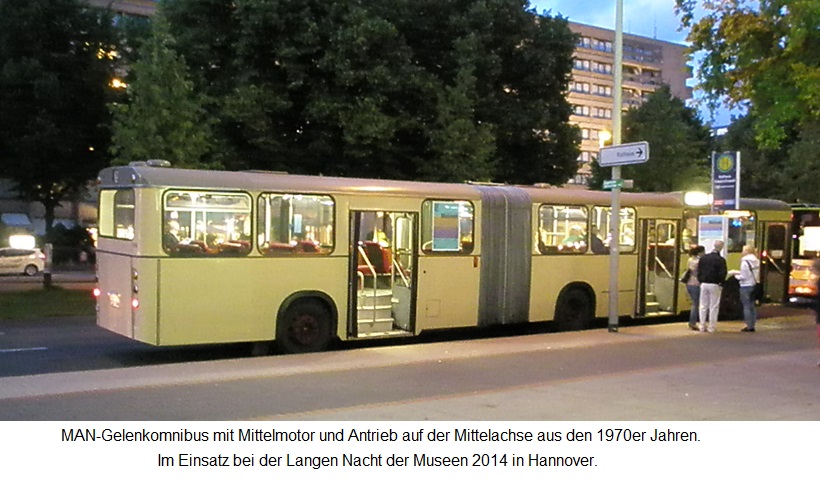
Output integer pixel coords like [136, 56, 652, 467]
[276, 300, 333, 354]
[555, 288, 594, 331]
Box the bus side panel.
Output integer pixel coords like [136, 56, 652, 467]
[529, 255, 639, 321]
[416, 256, 480, 330]
[97, 251, 139, 340]
[156, 257, 348, 345]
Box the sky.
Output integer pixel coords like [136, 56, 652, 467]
[529, 0, 738, 126]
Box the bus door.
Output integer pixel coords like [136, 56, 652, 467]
[761, 222, 789, 303]
[636, 219, 679, 316]
[348, 211, 416, 338]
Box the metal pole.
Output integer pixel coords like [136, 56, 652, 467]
[608, 0, 624, 332]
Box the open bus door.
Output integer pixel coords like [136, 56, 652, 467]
[637, 219, 680, 316]
[348, 211, 417, 339]
[761, 222, 789, 303]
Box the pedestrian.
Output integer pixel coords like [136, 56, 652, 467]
[683, 245, 705, 330]
[697, 240, 727, 333]
[733, 245, 760, 332]
[812, 258, 820, 366]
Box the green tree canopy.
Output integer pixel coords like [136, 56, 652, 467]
[720, 114, 820, 203]
[590, 85, 711, 192]
[160, 0, 579, 184]
[676, 0, 820, 149]
[0, 0, 118, 236]
[109, 15, 218, 168]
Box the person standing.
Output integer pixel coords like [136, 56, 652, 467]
[734, 245, 761, 332]
[684, 245, 705, 330]
[697, 240, 727, 333]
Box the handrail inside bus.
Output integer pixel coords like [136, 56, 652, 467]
[764, 253, 786, 275]
[392, 257, 410, 287]
[357, 245, 379, 324]
[655, 255, 673, 279]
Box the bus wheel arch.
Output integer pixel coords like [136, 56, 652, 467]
[275, 292, 338, 354]
[554, 283, 596, 331]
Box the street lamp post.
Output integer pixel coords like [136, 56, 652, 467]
[608, 0, 624, 332]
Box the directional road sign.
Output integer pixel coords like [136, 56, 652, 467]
[598, 141, 650, 167]
[602, 179, 624, 190]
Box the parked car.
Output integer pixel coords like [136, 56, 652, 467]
[0, 247, 45, 276]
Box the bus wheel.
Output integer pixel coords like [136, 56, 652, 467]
[555, 288, 594, 331]
[276, 300, 333, 354]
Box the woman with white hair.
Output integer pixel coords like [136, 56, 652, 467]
[734, 245, 761, 332]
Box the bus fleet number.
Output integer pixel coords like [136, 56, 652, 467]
[472, 454, 508, 466]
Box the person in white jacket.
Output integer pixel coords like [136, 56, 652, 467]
[733, 245, 761, 332]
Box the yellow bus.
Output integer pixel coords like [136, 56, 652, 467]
[95, 162, 792, 352]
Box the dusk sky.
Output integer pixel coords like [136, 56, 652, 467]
[529, 0, 689, 44]
[529, 1, 738, 125]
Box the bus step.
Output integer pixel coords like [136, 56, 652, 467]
[357, 305, 393, 320]
[358, 318, 395, 332]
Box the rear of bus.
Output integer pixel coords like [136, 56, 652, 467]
[96, 184, 146, 341]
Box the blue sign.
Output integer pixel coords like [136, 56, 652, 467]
[712, 151, 740, 209]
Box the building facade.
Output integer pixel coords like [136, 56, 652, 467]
[567, 22, 692, 186]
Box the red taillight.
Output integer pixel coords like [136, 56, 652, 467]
[131, 298, 139, 310]
[93, 287, 101, 298]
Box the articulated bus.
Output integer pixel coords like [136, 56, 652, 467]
[788, 204, 820, 303]
[95, 163, 792, 353]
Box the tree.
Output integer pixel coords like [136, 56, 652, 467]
[676, 0, 820, 149]
[109, 15, 218, 168]
[160, 0, 579, 184]
[0, 0, 117, 237]
[590, 85, 711, 192]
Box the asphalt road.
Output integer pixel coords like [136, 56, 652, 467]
[0, 305, 817, 421]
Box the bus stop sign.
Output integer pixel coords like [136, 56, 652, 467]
[599, 141, 650, 167]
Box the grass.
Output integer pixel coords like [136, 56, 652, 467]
[0, 288, 96, 319]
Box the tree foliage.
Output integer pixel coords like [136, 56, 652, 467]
[720, 114, 820, 203]
[590, 85, 711, 192]
[109, 15, 218, 168]
[676, 0, 820, 149]
[160, 0, 579, 184]
[0, 0, 118, 236]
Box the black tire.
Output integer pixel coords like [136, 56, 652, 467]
[555, 287, 595, 331]
[23, 264, 39, 276]
[276, 300, 333, 354]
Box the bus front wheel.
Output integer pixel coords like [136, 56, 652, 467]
[276, 300, 333, 354]
[555, 288, 594, 331]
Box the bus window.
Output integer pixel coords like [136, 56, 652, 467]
[257, 193, 334, 256]
[99, 189, 135, 240]
[537, 205, 588, 254]
[421, 200, 474, 253]
[727, 213, 756, 252]
[592, 206, 636, 253]
[163, 191, 252, 256]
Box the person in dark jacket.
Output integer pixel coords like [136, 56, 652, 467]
[697, 240, 727, 333]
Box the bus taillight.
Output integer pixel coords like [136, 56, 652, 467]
[93, 287, 101, 298]
[131, 297, 140, 310]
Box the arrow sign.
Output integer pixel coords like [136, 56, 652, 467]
[598, 141, 650, 167]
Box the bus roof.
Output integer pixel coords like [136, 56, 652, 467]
[97, 165, 789, 211]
